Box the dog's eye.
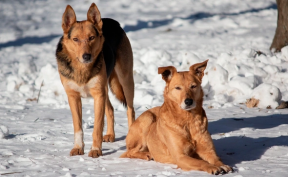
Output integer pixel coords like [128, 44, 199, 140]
[89, 36, 95, 41]
[191, 85, 197, 89]
[175, 87, 181, 90]
[73, 38, 78, 42]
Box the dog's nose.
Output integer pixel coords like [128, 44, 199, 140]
[82, 53, 91, 62]
[185, 99, 193, 106]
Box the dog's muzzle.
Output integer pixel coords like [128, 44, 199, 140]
[181, 98, 196, 110]
[82, 53, 92, 63]
[185, 99, 193, 106]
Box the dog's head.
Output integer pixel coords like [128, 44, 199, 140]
[158, 60, 208, 111]
[61, 3, 104, 64]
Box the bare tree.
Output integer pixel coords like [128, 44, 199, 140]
[270, 0, 288, 52]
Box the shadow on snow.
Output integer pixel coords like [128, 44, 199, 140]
[123, 3, 277, 32]
[0, 34, 60, 49]
[0, 3, 276, 48]
[208, 113, 288, 166]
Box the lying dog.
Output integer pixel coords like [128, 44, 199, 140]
[56, 3, 135, 158]
[121, 60, 233, 174]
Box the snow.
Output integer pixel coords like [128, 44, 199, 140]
[250, 83, 282, 109]
[0, 0, 288, 176]
[0, 125, 9, 139]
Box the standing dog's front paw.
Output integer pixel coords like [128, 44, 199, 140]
[103, 134, 115, 142]
[70, 148, 84, 156]
[88, 149, 102, 158]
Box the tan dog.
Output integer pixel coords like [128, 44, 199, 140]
[121, 60, 233, 175]
[56, 3, 135, 158]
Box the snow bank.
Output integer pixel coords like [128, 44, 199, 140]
[249, 83, 282, 109]
[0, 0, 286, 111]
[35, 63, 66, 104]
[3, 47, 288, 109]
[199, 50, 286, 108]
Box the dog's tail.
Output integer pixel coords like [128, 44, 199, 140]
[120, 151, 128, 158]
[108, 69, 127, 107]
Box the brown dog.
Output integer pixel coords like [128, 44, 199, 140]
[121, 60, 233, 174]
[56, 3, 135, 158]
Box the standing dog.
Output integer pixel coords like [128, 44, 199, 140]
[121, 60, 233, 175]
[56, 3, 135, 158]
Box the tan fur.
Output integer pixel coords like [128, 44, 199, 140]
[114, 33, 135, 127]
[109, 70, 127, 106]
[58, 3, 135, 158]
[121, 60, 233, 175]
[246, 98, 259, 108]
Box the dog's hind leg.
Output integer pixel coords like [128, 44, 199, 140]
[124, 147, 152, 161]
[120, 131, 151, 160]
[121, 135, 152, 161]
[115, 34, 135, 127]
[120, 109, 157, 160]
[116, 69, 135, 128]
[103, 84, 115, 142]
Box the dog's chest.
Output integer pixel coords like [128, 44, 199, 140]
[66, 77, 99, 97]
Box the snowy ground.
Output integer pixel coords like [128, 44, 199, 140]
[1, 0, 288, 176]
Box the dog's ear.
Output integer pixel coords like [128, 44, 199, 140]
[189, 60, 208, 80]
[158, 66, 177, 82]
[62, 5, 76, 33]
[87, 3, 103, 30]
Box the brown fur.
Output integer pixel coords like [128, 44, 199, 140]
[246, 98, 259, 108]
[121, 60, 233, 175]
[109, 70, 127, 106]
[57, 3, 135, 158]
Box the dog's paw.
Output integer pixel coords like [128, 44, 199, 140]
[70, 148, 84, 156]
[88, 149, 102, 158]
[213, 162, 234, 174]
[103, 134, 115, 142]
[204, 165, 223, 175]
[145, 152, 153, 161]
[219, 165, 234, 174]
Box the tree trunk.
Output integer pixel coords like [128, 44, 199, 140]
[270, 0, 288, 52]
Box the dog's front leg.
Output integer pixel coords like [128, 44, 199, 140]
[196, 132, 233, 173]
[67, 90, 84, 156]
[88, 87, 106, 158]
[162, 129, 223, 175]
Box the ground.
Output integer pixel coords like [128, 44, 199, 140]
[0, 0, 288, 176]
